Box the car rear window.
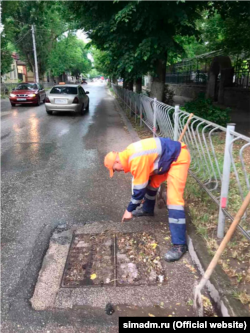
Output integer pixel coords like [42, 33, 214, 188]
[50, 87, 77, 94]
[16, 83, 38, 90]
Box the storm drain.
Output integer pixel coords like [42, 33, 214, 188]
[61, 232, 166, 288]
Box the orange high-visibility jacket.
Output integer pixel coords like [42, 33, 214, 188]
[119, 137, 181, 212]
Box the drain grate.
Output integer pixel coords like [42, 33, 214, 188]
[61, 232, 166, 288]
[61, 233, 115, 287]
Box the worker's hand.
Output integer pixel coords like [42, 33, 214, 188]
[121, 210, 133, 223]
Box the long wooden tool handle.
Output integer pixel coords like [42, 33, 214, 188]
[178, 113, 193, 142]
[203, 191, 250, 281]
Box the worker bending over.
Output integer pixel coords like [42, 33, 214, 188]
[104, 137, 190, 262]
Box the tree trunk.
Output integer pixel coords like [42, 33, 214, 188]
[135, 77, 142, 94]
[112, 76, 118, 84]
[127, 80, 133, 91]
[150, 57, 167, 102]
[123, 79, 127, 89]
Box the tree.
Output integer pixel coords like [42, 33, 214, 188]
[2, 0, 75, 78]
[88, 68, 100, 79]
[91, 48, 112, 77]
[1, 38, 13, 75]
[174, 3, 250, 61]
[47, 34, 92, 78]
[64, 1, 208, 101]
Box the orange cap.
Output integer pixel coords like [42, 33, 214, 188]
[104, 152, 117, 178]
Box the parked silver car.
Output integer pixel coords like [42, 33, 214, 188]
[45, 84, 89, 115]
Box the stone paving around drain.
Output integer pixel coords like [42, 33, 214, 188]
[30, 220, 198, 316]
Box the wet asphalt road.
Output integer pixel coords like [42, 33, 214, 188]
[1, 83, 134, 332]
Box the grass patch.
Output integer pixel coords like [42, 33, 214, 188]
[185, 177, 250, 313]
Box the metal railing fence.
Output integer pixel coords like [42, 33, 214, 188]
[165, 71, 208, 85]
[112, 84, 250, 241]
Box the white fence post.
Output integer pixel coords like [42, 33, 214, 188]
[217, 123, 236, 238]
[174, 105, 180, 141]
[153, 98, 157, 137]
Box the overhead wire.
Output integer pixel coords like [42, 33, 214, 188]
[15, 29, 31, 44]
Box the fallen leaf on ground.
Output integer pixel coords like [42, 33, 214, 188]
[148, 313, 155, 317]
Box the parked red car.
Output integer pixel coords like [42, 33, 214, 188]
[9, 83, 46, 107]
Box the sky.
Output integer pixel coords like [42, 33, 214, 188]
[76, 30, 90, 43]
[0, 0, 4, 34]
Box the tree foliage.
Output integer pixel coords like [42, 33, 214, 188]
[173, 2, 250, 61]
[90, 48, 112, 77]
[47, 34, 92, 78]
[2, 0, 75, 77]
[64, 1, 208, 100]
[2, 0, 249, 88]
[1, 38, 13, 75]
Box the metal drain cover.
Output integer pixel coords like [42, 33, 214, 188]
[61, 232, 166, 288]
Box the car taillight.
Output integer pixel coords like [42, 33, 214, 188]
[45, 97, 50, 103]
[73, 96, 79, 104]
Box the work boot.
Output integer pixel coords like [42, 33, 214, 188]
[132, 207, 154, 217]
[164, 244, 188, 262]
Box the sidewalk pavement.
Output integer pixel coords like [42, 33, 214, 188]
[0, 98, 12, 117]
[1, 98, 12, 114]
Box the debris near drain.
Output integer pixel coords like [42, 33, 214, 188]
[116, 232, 166, 286]
[105, 303, 115, 315]
[61, 233, 114, 287]
[202, 295, 216, 317]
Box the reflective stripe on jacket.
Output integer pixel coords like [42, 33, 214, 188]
[119, 137, 181, 212]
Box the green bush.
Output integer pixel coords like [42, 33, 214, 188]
[182, 93, 231, 127]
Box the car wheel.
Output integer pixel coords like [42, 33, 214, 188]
[46, 110, 53, 115]
[85, 100, 89, 112]
[80, 104, 85, 115]
[43, 97, 46, 103]
[36, 97, 40, 106]
[11, 103, 16, 107]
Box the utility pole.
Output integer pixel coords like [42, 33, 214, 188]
[31, 24, 39, 83]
